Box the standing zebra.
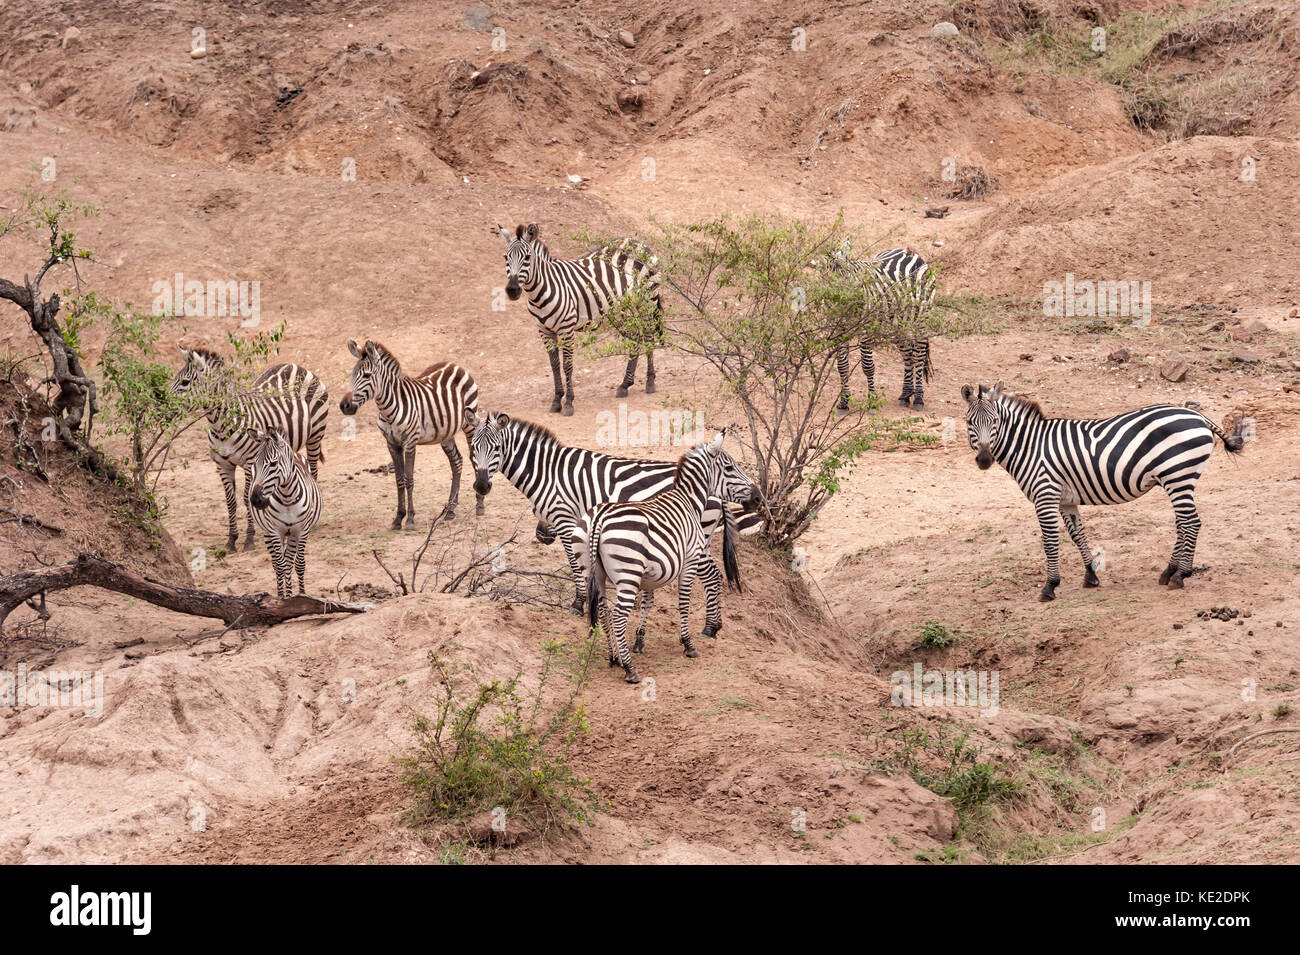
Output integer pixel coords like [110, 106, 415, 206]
[340, 340, 484, 529]
[827, 245, 938, 410]
[470, 413, 759, 619]
[962, 381, 1244, 601]
[492, 223, 662, 416]
[249, 428, 323, 597]
[170, 347, 328, 551]
[584, 433, 734, 683]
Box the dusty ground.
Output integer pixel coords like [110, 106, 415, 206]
[1, 0, 1299, 863]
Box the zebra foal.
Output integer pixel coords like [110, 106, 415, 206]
[962, 381, 1244, 601]
[493, 223, 662, 416]
[583, 432, 736, 683]
[248, 428, 323, 597]
[170, 347, 328, 551]
[340, 340, 484, 530]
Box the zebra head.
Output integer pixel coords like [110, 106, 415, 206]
[170, 347, 223, 396]
[717, 448, 761, 512]
[493, 223, 541, 300]
[249, 427, 294, 511]
[470, 411, 512, 496]
[961, 381, 1005, 471]
[340, 340, 392, 415]
[674, 431, 732, 500]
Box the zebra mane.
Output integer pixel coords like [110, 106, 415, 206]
[187, 346, 224, 365]
[1004, 392, 1048, 419]
[512, 416, 562, 447]
[364, 340, 402, 366]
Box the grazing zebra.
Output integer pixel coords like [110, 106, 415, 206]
[826, 245, 938, 410]
[249, 428, 323, 597]
[962, 381, 1244, 601]
[492, 223, 662, 416]
[170, 347, 328, 551]
[584, 433, 735, 683]
[470, 413, 759, 619]
[339, 340, 483, 529]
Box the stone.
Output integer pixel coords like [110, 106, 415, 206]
[1159, 359, 1189, 382]
[61, 27, 82, 49]
[190, 46, 207, 59]
[618, 29, 636, 48]
[931, 22, 959, 39]
[462, 5, 493, 32]
[1231, 349, 1260, 364]
[1107, 348, 1130, 363]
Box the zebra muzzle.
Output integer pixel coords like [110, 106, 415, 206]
[473, 470, 494, 496]
[339, 396, 358, 415]
[975, 446, 994, 470]
[505, 283, 521, 301]
[249, 487, 270, 509]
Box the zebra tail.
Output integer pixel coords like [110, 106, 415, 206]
[1192, 405, 1246, 454]
[922, 340, 934, 383]
[586, 511, 604, 634]
[722, 508, 743, 594]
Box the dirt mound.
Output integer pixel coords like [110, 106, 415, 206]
[947, 135, 1300, 305]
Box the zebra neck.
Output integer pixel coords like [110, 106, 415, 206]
[524, 248, 553, 296]
[499, 425, 562, 491]
[372, 372, 409, 418]
[992, 398, 1052, 464]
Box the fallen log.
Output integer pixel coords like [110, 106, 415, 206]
[0, 553, 368, 631]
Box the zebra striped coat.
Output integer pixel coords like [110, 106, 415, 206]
[962, 382, 1244, 601]
[493, 223, 662, 415]
[583, 433, 733, 683]
[340, 340, 482, 530]
[170, 347, 328, 551]
[827, 246, 938, 409]
[470, 414, 760, 618]
[249, 427, 323, 597]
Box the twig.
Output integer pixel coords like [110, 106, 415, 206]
[1225, 727, 1300, 761]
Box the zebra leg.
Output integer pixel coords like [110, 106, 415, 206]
[217, 460, 239, 551]
[463, 423, 486, 517]
[860, 341, 876, 396]
[543, 335, 564, 413]
[1062, 504, 1100, 588]
[698, 555, 724, 639]
[644, 345, 656, 394]
[1035, 492, 1063, 601]
[307, 433, 323, 480]
[835, 346, 851, 412]
[402, 445, 418, 531]
[386, 438, 406, 531]
[910, 342, 927, 410]
[633, 590, 653, 653]
[617, 353, 637, 398]
[677, 571, 699, 659]
[439, 439, 462, 522]
[559, 518, 586, 615]
[898, 343, 915, 407]
[289, 530, 308, 595]
[560, 336, 576, 416]
[265, 531, 289, 598]
[1162, 489, 1201, 588]
[611, 582, 640, 683]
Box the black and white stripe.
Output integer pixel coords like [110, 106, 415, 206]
[249, 427, 323, 597]
[583, 433, 735, 683]
[470, 414, 760, 618]
[493, 223, 662, 416]
[171, 347, 328, 551]
[963, 381, 1244, 601]
[827, 246, 938, 410]
[340, 340, 482, 529]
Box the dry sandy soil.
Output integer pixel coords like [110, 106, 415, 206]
[1, 0, 1299, 863]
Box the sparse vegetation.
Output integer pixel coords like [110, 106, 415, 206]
[915, 621, 961, 649]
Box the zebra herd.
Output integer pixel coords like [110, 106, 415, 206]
[166, 222, 1246, 682]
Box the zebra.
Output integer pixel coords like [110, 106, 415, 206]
[339, 340, 483, 530]
[962, 381, 1244, 601]
[492, 223, 662, 416]
[469, 413, 759, 620]
[248, 427, 323, 597]
[170, 347, 328, 552]
[826, 245, 938, 410]
[583, 432, 736, 683]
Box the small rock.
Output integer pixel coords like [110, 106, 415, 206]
[1159, 359, 1189, 382]
[1107, 348, 1130, 363]
[1230, 326, 1253, 343]
[931, 21, 959, 39]
[924, 206, 949, 218]
[618, 29, 636, 48]
[932, 239, 944, 248]
[190, 46, 207, 59]
[1019, 353, 1033, 362]
[1288, 308, 1297, 318]
[634, 71, 651, 85]
[61, 27, 82, 49]
[1231, 349, 1260, 364]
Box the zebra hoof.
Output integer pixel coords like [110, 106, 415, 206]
[475, 505, 485, 517]
[242, 539, 257, 553]
[912, 400, 925, 411]
[608, 654, 619, 668]
[624, 668, 641, 684]
[1039, 583, 1058, 602]
[1084, 568, 1100, 588]
[615, 385, 630, 398]
[562, 404, 574, 417]
[1158, 564, 1177, 585]
[439, 507, 456, 522]
[898, 397, 912, 408]
[390, 517, 404, 531]
[549, 400, 562, 413]
[1167, 574, 1186, 590]
[682, 643, 699, 659]
[568, 602, 585, 617]
[645, 379, 656, 395]
[225, 539, 238, 553]
[633, 637, 645, 653]
[700, 624, 719, 639]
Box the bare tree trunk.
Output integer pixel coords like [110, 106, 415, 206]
[0, 553, 368, 631]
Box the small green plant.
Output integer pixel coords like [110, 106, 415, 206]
[1272, 703, 1293, 720]
[914, 621, 960, 649]
[402, 635, 599, 840]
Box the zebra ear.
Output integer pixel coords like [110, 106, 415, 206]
[492, 412, 510, 428]
[525, 223, 539, 241]
[492, 224, 510, 242]
[991, 380, 1005, 399]
[961, 384, 974, 403]
[362, 340, 376, 358]
[347, 340, 362, 358]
